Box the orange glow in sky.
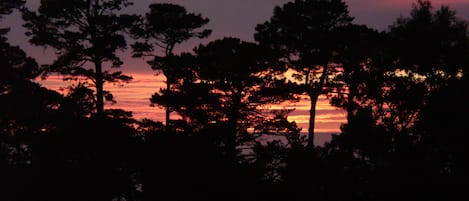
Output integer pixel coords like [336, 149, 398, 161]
[39, 74, 346, 133]
[25, 0, 469, 135]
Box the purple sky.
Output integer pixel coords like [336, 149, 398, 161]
[3, 0, 469, 73]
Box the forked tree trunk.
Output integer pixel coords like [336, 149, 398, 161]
[307, 63, 329, 148]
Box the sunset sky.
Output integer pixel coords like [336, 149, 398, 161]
[3, 0, 469, 135]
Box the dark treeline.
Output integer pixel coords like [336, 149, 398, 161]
[1, 0, 468, 200]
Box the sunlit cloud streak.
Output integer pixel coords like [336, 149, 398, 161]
[38, 73, 346, 133]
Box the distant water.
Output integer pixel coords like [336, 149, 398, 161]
[256, 132, 337, 147]
[312, 132, 337, 146]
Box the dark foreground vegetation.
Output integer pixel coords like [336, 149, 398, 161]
[1, 0, 468, 200]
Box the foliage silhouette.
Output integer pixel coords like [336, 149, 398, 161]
[323, 2, 469, 200]
[22, 0, 137, 116]
[151, 37, 297, 159]
[255, 0, 353, 147]
[1, 2, 65, 199]
[0, 0, 24, 21]
[414, 76, 469, 200]
[330, 24, 385, 124]
[389, 0, 469, 81]
[131, 3, 211, 130]
[1, 0, 469, 200]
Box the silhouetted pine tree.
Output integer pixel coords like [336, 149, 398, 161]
[131, 3, 211, 130]
[22, 0, 137, 116]
[255, 0, 353, 147]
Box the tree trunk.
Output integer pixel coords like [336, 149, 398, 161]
[347, 70, 358, 124]
[307, 63, 329, 148]
[308, 94, 319, 147]
[95, 61, 104, 116]
[226, 91, 242, 159]
[165, 76, 170, 131]
[164, 50, 174, 131]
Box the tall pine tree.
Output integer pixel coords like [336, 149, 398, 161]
[23, 0, 137, 116]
